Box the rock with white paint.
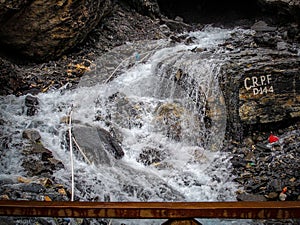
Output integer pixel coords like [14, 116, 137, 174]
[220, 30, 300, 139]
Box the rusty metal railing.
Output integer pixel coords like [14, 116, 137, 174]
[0, 200, 299, 220]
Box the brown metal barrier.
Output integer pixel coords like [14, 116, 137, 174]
[0, 200, 299, 220]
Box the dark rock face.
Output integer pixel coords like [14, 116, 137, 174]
[72, 124, 124, 165]
[0, 0, 111, 61]
[97, 127, 125, 160]
[220, 27, 300, 139]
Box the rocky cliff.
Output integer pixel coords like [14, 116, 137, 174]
[219, 22, 300, 139]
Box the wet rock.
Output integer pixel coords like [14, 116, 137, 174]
[25, 95, 39, 116]
[22, 129, 41, 142]
[96, 92, 144, 130]
[286, 23, 300, 41]
[154, 103, 184, 141]
[255, 143, 271, 152]
[0, 178, 16, 186]
[47, 158, 64, 170]
[23, 143, 52, 157]
[22, 142, 64, 176]
[24, 94, 38, 106]
[159, 24, 172, 36]
[137, 146, 167, 166]
[161, 17, 193, 33]
[123, 181, 184, 201]
[253, 32, 277, 47]
[0, 175, 70, 204]
[97, 127, 124, 160]
[18, 177, 53, 188]
[22, 159, 50, 177]
[190, 148, 208, 163]
[17, 176, 33, 184]
[72, 124, 124, 165]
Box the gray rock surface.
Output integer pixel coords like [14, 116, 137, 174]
[72, 124, 124, 166]
[220, 27, 300, 139]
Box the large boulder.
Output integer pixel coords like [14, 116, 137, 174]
[220, 28, 300, 139]
[0, 0, 111, 61]
[72, 124, 124, 166]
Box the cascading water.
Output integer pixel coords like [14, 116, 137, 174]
[0, 27, 249, 224]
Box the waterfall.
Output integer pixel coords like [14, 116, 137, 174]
[0, 27, 244, 225]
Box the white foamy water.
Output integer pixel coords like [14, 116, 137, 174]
[0, 27, 252, 225]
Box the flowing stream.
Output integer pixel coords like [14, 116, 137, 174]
[0, 27, 251, 224]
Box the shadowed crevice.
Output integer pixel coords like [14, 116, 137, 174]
[157, 0, 262, 24]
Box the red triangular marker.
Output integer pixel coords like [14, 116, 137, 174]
[268, 134, 279, 143]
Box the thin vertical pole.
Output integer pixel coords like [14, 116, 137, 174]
[68, 109, 74, 202]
